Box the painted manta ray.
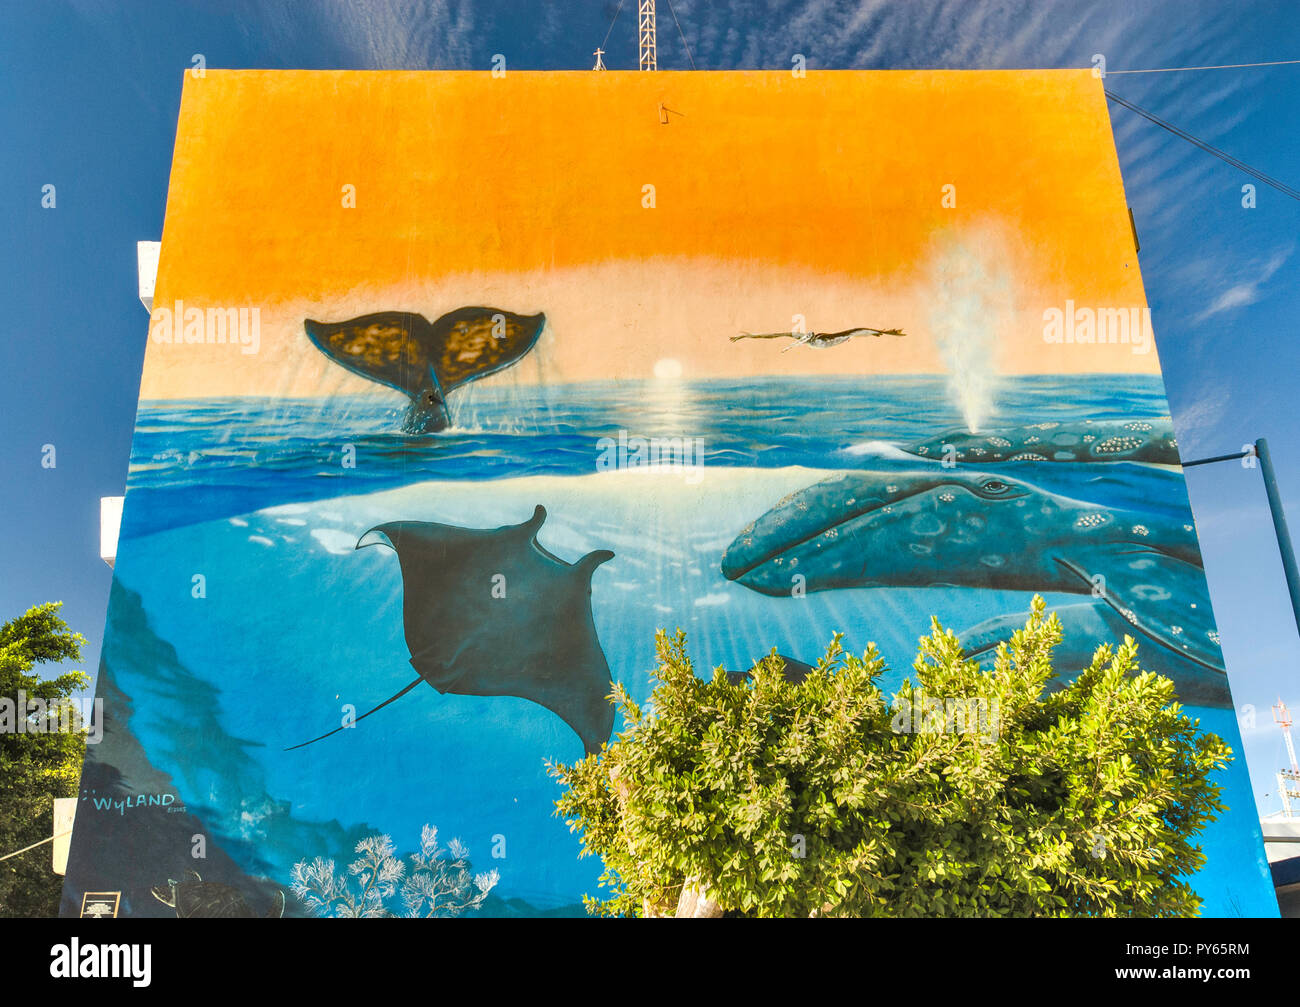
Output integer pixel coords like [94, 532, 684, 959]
[720, 467, 1229, 707]
[899, 417, 1179, 465]
[304, 308, 546, 433]
[289, 505, 616, 755]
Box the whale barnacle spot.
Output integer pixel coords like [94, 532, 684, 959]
[909, 513, 945, 536]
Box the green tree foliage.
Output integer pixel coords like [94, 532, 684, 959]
[0, 603, 88, 917]
[549, 597, 1231, 918]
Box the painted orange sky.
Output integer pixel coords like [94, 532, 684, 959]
[141, 69, 1159, 398]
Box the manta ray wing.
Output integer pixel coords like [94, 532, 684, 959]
[358, 506, 615, 754]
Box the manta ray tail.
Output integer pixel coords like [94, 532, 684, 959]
[285, 676, 424, 751]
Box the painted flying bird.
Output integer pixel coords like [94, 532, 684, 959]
[730, 326, 906, 352]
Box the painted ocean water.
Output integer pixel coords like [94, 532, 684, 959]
[102, 375, 1275, 916]
[120, 374, 1181, 536]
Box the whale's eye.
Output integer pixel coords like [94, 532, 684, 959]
[976, 478, 1021, 499]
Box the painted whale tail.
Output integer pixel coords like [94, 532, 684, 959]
[304, 307, 546, 433]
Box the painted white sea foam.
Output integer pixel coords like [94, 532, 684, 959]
[241, 467, 829, 575]
[265, 503, 310, 515]
[843, 440, 912, 459]
[311, 528, 359, 555]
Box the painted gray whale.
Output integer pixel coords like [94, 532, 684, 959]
[958, 602, 1228, 708]
[899, 417, 1178, 465]
[720, 467, 1228, 706]
[304, 307, 546, 433]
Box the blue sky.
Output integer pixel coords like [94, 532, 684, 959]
[2, 0, 1298, 816]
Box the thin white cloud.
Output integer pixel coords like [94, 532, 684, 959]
[310, 0, 482, 69]
[1196, 247, 1292, 321]
[1166, 383, 1233, 452]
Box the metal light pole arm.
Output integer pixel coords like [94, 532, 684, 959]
[1256, 438, 1300, 641]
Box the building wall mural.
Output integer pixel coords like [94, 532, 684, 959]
[61, 69, 1275, 916]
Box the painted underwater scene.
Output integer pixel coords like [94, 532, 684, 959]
[61, 68, 1277, 919]
[63, 375, 1274, 916]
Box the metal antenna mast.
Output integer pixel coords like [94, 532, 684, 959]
[638, 0, 657, 70]
[1275, 699, 1300, 817]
